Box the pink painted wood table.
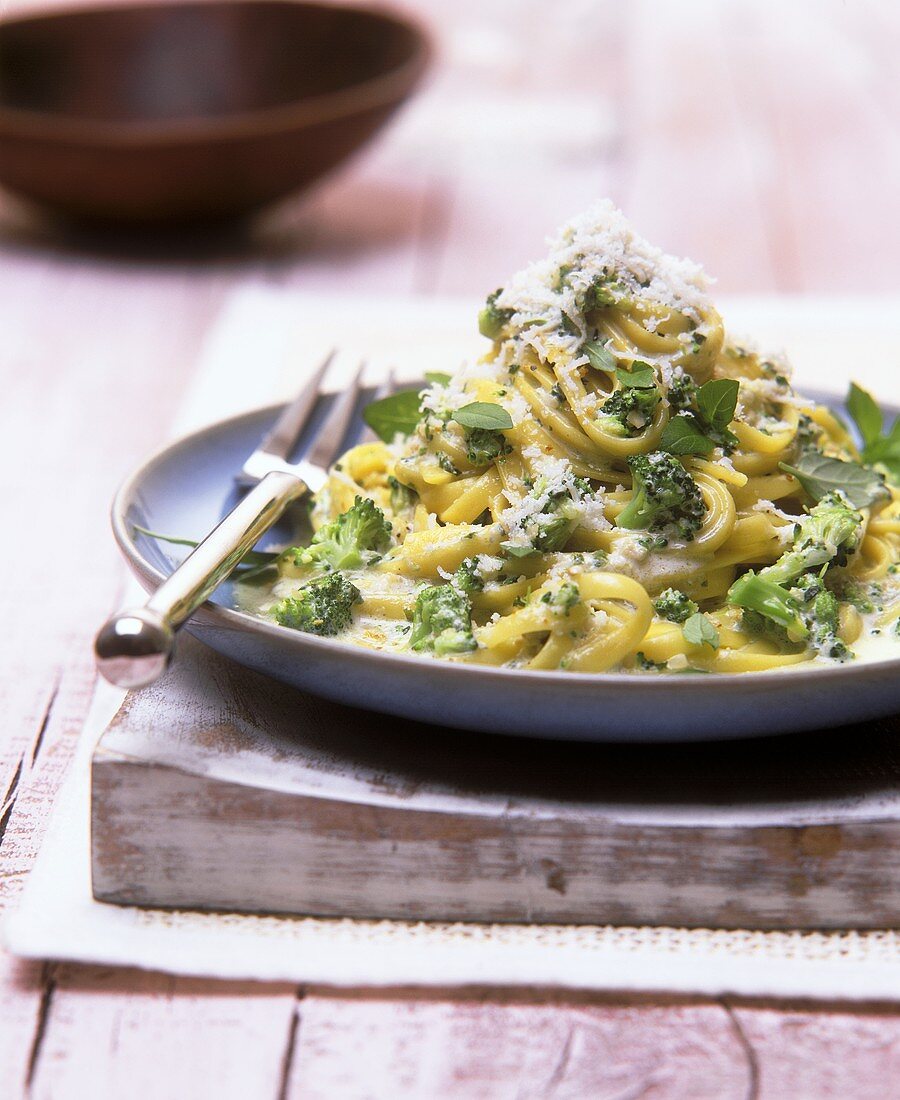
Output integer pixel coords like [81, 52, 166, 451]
[2, 1, 900, 1095]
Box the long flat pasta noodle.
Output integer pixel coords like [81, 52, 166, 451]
[252, 201, 899, 675]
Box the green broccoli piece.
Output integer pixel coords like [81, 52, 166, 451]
[666, 372, 698, 413]
[295, 496, 392, 571]
[795, 413, 823, 450]
[616, 452, 705, 541]
[597, 386, 660, 437]
[410, 584, 477, 657]
[728, 493, 862, 654]
[478, 289, 514, 339]
[729, 572, 809, 641]
[387, 475, 417, 513]
[581, 272, 620, 310]
[654, 588, 699, 623]
[465, 427, 511, 467]
[534, 497, 580, 551]
[453, 557, 484, 594]
[762, 493, 862, 584]
[273, 574, 361, 636]
[540, 582, 581, 616]
[805, 587, 849, 659]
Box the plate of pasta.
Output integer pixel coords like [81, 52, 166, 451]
[115, 201, 900, 741]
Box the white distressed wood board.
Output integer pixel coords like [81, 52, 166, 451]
[91, 634, 900, 929]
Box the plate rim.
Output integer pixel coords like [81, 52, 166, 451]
[111, 393, 900, 696]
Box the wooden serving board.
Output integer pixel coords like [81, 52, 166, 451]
[91, 635, 900, 929]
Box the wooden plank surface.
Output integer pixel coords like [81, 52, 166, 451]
[1, 0, 899, 1095]
[91, 637, 900, 928]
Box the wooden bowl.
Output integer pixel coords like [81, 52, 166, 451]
[0, 0, 430, 226]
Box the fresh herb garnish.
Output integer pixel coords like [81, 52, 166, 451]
[502, 543, 539, 558]
[583, 339, 616, 373]
[362, 389, 423, 442]
[133, 525, 278, 570]
[660, 377, 739, 456]
[616, 363, 656, 389]
[778, 452, 889, 509]
[452, 402, 514, 431]
[659, 415, 715, 456]
[682, 612, 719, 649]
[696, 378, 739, 432]
[845, 381, 900, 483]
[424, 371, 452, 386]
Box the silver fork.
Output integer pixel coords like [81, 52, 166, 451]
[95, 351, 372, 690]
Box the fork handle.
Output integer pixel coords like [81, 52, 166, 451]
[95, 470, 305, 689]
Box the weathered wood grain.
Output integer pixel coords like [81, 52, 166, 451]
[92, 637, 900, 928]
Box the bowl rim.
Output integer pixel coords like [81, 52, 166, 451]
[0, 0, 432, 146]
[110, 395, 900, 698]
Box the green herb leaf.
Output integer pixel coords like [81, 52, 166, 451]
[133, 525, 279, 571]
[778, 453, 889, 508]
[660, 415, 714, 456]
[682, 612, 719, 649]
[847, 382, 883, 447]
[453, 402, 514, 431]
[843, 382, 900, 485]
[424, 371, 452, 386]
[363, 390, 423, 442]
[616, 363, 656, 389]
[502, 543, 538, 558]
[696, 378, 739, 432]
[583, 339, 616, 373]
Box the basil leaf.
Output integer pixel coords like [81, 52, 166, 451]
[363, 390, 423, 442]
[696, 378, 739, 432]
[424, 371, 452, 386]
[660, 415, 714, 456]
[133, 525, 279, 570]
[778, 453, 889, 508]
[453, 402, 514, 430]
[502, 543, 538, 558]
[616, 363, 656, 389]
[682, 612, 719, 649]
[583, 339, 616, 373]
[847, 382, 883, 447]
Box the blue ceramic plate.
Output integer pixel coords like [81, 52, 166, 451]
[111, 392, 900, 742]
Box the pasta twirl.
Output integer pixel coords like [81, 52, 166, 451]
[248, 202, 900, 674]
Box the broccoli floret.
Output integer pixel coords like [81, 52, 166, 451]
[728, 494, 862, 655]
[729, 572, 809, 641]
[295, 496, 392, 571]
[731, 574, 850, 658]
[616, 452, 705, 541]
[273, 574, 361, 636]
[387, 475, 417, 513]
[596, 386, 660, 437]
[581, 272, 620, 310]
[465, 427, 511, 467]
[763, 493, 862, 584]
[667, 372, 698, 413]
[654, 588, 699, 623]
[453, 557, 484, 594]
[478, 289, 514, 339]
[534, 497, 580, 551]
[540, 581, 581, 616]
[410, 584, 477, 657]
[795, 414, 823, 450]
[806, 587, 849, 659]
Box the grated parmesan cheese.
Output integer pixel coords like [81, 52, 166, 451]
[492, 200, 713, 370]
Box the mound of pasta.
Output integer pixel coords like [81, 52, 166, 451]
[252, 202, 900, 673]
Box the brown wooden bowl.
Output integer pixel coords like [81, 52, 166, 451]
[0, 0, 430, 226]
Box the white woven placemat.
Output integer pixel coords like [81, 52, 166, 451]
[7, 286, 900, 999]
